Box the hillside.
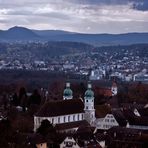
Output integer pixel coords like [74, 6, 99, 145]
[0, 26, 148, 46]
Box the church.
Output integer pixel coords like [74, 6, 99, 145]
[34, 82, 118, 132]
[34, 82, 96, 131]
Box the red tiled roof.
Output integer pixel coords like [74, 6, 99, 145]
[36, 99, 84, 117]
[55, 120, 89, 130]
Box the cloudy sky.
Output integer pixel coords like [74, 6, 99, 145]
[0, 0, 148, 33]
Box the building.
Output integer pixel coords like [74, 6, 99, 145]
[106, 126, 148, 148]
[111, 81, 118, 96]
[84, 83, 95, 125]
[60, 137, 80, 148]
[93, 80, 118, 97]
[34, 99, 85, 131]
[95, 114, 119, 130]
[34, 82, 118, 132]
[34, 82, 96, 131]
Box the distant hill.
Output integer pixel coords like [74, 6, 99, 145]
[0, 26, 148, 46]
[0, 26, 39, 40]
[33, 29, 73, 37]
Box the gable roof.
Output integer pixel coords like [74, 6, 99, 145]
[55, 120, 89, 131]
[35, 99, 84, 117]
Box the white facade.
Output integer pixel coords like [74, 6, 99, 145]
[111, 85, 118, 96]
[60, 137, 80, 148]
[133, 109, 141, 117]
[84, 98, 95, 125]
[34, 113, 84, 131]
[95, 114, 119, 130]
[84, 84, 95, 125]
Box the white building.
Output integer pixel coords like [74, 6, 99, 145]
[133, 74, 148, 82]
[84, 83, 95, 125]
[34, 82, 119, 132]
[111, 82, 118, 96]
[60, 137, 80, 148]
[34, 99, 85, 131]
[89, 69, 105, 80]
[95, 114, 119, 130]
[34, 83, 95, 131]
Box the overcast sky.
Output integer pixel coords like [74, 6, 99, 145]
[0, 0, 148, 33]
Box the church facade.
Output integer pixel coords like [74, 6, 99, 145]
[34, 82, 118, 132]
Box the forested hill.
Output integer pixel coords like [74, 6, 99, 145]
[0, 42, 147, 59]
[1, 26, 148, 46]
[0, 41, 94, 57]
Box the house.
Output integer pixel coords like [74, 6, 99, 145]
[60, 137, 80, 148]
[123, 108, 148, 130]
[106, 126, 148, 148]
[95, 114, 119, 130]
[92, 80, 118, 97]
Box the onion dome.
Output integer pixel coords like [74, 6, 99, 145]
[63, 82, 73, 99]
[85, 83, 94, 98]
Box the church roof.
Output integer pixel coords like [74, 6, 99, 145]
[35, 99, 84, 117]
[85, 89, 94, 98]
[63, 88, 73, 97]
[55, 120, 89, 131]
[63, 82, 73, 97]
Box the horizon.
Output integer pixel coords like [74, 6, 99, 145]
[0, 0, 148, 34]
[1, 25, 148, 35]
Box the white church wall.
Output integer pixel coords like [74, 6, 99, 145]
[34, 113, 84, 131]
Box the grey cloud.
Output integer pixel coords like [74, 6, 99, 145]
[0, 0, 148, 33]
[70, 0, 148, 11]
[133, 1, 148, 11]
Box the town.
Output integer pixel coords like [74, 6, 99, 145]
[0, 78, 148, 147]
[0, 42, 147, 83]
[0, 0, 148, 147]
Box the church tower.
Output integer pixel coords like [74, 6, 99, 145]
[63, 82, 73, 100]
[84, 82, 95, 125]
[111, 81, 118, 96]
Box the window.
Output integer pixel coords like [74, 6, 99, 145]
[105, 119, 109, 122]
[68, 116, 70, 122]
[58, 117, 60, 123]
[52, 118, 54, 124]
[86, 100, 88, 102]
[86, 106, 88, 109]
[78, 114, 79, 120]
[81, 114, 83, 119]
[73, 115, 75, 121]
[111, 119, 115, 123]
[64, 116, 66, 122]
